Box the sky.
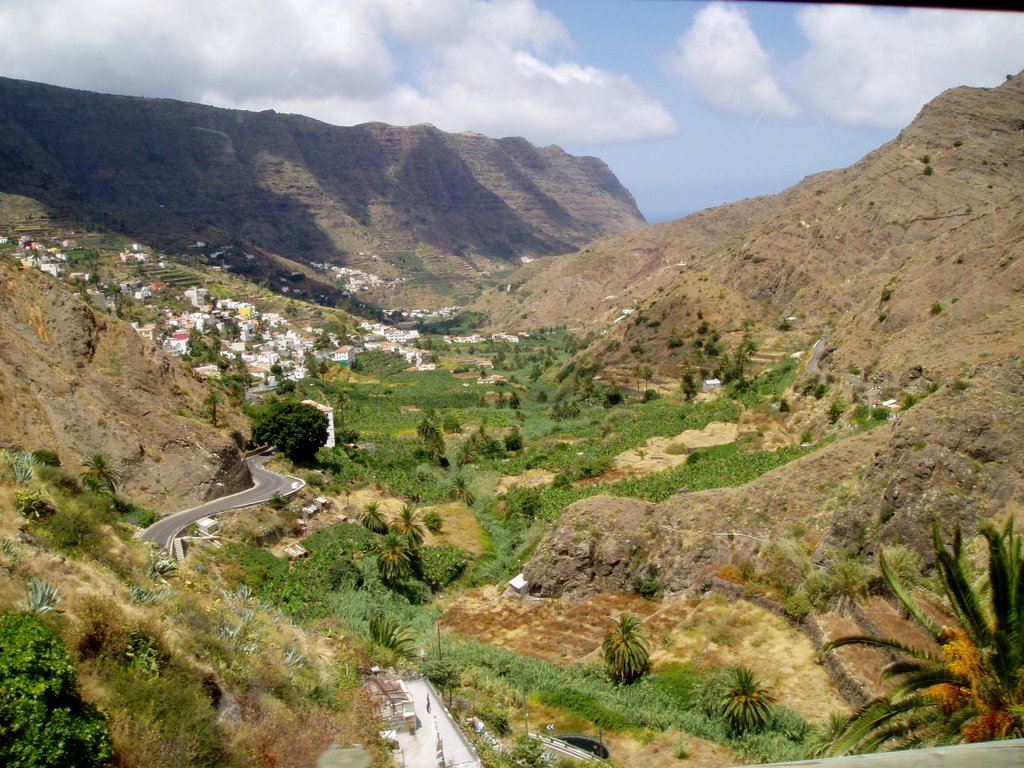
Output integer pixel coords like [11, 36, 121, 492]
[1, 1, 1021, 222]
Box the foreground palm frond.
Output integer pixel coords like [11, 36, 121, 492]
[823, 518, 1024, 754]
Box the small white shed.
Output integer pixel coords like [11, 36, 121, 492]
[195, 517, 219, 536]
[508, 573, 528, 596]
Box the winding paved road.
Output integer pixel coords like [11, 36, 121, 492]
[139, 454, 304, 549]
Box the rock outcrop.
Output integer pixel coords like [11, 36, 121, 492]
[0, 260, 248, 512]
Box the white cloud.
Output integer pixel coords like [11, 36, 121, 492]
[793, 6, 1024, 127]
[667, 2, 798, 118]
[0, 0, 674, 145]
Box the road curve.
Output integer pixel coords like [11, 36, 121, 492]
[138, 455, 305, 549]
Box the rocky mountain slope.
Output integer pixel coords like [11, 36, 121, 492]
[0, 76, 645, 306]
[521, 72, 1024, 600]
[477, 71, 1024, 387]
[0, 258, 248, 511]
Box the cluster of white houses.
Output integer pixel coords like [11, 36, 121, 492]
[134, 289, 440, 382]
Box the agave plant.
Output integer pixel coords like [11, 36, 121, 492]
[602, 613, 650, 684]
[25, 577, 62, 613]
[720, 666, 776, 735]
[823, 519, 1024, 753]
[5, 450, 38, 484]
[130, 584, 168, 604]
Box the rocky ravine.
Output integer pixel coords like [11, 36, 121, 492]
[0, 260, 249, 512]
[524, 358, 1024, 600]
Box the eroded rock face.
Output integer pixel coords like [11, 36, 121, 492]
[0, 262, 248, 512]
[524, 496, 656, 600]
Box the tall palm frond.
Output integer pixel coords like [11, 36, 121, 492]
[392, 506, 425, 550]
[377, 532, 412, 585]
[823, 518, 1024, 754]
[80, 453, 121, 495]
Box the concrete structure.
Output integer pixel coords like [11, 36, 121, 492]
[508, 573, 528, 596]
[753, 738, 1024, 767]
[195, 517, 219, 536]
[383, 677, 482, 768]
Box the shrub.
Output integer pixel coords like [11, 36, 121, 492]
[422, 510, 443, 534]
[0, 612, 114, 768]
[15, 489, 56, 520]
[31, 449, 61, 467]
[419, 545, 471, 590]
[827, 399, 846, 424]
[251, 400, 329, 462]
[930, 302, 944, 315]
[783, 590, 813, 621]
[503, 429, 523, 452]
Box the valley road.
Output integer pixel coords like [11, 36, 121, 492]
[138, 454, 304, 549]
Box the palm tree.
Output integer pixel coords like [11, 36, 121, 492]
[456, 440, 474, 468]
[377, 532, 412, 585]
[360, 501, 389, 534]
[823, 519, 1024, 754]
[80, 453, 121, 496]
[392, 505, 425, 550]
[367, 614, 416, 660]
[334, 389, 350, 430]
[720, 666, 775, 735]
[602, 613, 650, 684]
[450, 475, 475, 507]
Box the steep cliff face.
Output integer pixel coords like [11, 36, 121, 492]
[0, 260, 248, 512]
[0, 77, 645, 297]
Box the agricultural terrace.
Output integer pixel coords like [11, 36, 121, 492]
[224, 329, 844, 765]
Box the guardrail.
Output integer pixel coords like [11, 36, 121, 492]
[527, 732, 599, 763]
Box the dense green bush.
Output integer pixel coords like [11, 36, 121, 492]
[0, 612, 114, 768]
[418, 545, 471, 590]
[251, 400, 328, 462]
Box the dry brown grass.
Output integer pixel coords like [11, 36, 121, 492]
[421, 501, 485, 555]
[441, 587, 848, 723]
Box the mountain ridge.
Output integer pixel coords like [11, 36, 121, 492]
[0, 76, 646, 307]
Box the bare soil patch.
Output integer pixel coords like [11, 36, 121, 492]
[647, 595, 848, 721]
[495, 468, 557, 494]
[439, 587, 658, 664]
[605, 422, 738, 479]
[421, 501, 485, 555]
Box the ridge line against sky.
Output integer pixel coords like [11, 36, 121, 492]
[1, 0, 1021, 221]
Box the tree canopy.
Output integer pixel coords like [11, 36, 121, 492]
[0, 612, 114, 768]
[251, 400, 328, 462]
